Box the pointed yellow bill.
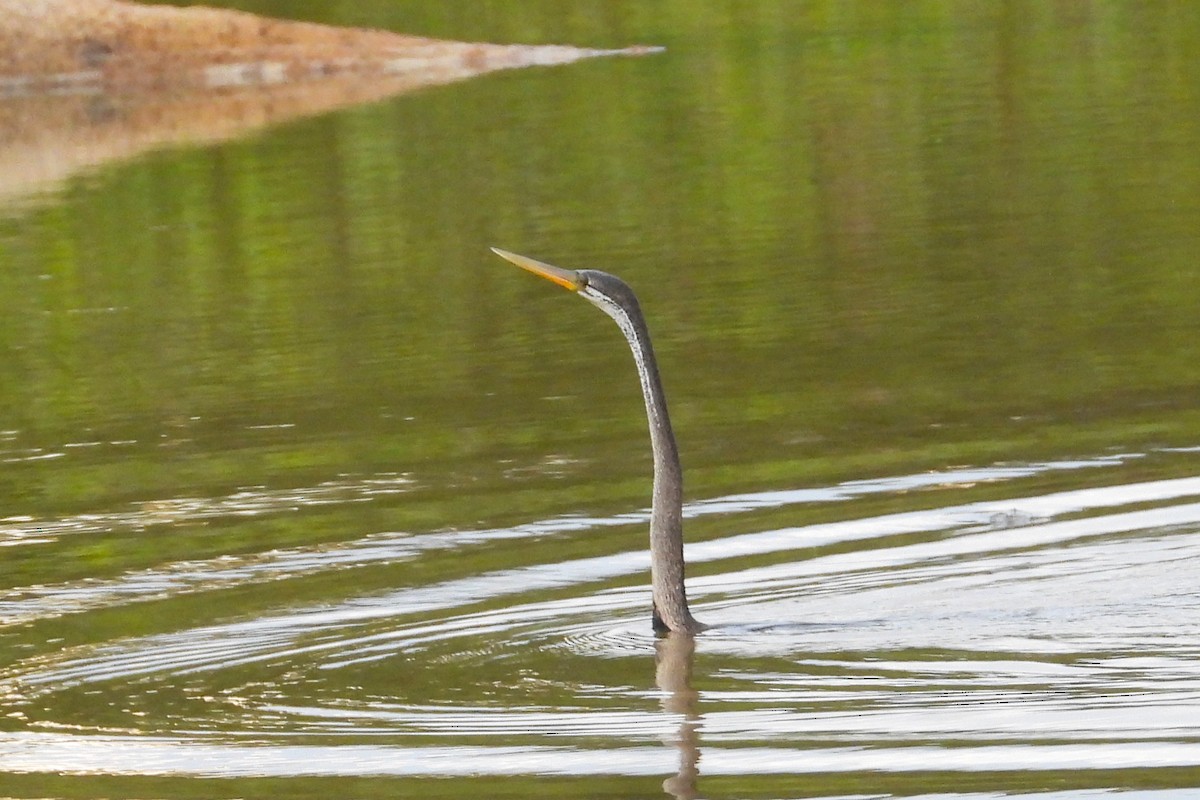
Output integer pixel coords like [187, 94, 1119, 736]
[491, 247, 584, 292]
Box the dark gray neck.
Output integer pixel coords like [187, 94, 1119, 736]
[591, 288, 701, 634]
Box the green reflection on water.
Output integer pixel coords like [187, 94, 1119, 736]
[2, 2, 1197, 522]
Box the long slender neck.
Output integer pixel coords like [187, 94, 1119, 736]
[599, 294, 702, 634]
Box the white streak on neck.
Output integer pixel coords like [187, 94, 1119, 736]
[589, 292, 662, 427]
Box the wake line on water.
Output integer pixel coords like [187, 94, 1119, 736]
[0, 451, 1174, 626]
[1, 731, 1199, 778]
[7, 472, 1200, 690]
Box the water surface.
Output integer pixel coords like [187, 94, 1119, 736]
[2, 3, 1200, 798]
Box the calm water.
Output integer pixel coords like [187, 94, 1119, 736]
[3, 2, 1200, 798]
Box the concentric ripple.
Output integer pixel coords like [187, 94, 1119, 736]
[2, 453, 1200, 785]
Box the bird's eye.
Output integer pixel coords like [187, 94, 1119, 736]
[578, 274, 589, 288]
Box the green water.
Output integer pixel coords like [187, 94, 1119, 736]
[2, 3, 1200, 798]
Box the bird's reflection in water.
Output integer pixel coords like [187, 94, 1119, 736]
[655, 633, 701, 799]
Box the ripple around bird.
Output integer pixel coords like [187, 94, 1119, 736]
[2, 453, 1200, 783]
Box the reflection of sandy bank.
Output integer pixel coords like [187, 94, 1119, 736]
[0, 0, 659, 210]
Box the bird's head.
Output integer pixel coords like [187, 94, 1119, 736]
[491, 247, 641, 322]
